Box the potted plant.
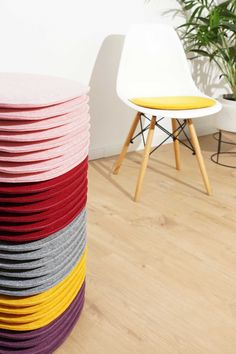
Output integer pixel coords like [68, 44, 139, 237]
[177, 0, 236, 132]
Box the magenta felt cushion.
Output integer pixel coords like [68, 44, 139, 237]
[0, 73, 89, 108]
[0, 103, 89, 132]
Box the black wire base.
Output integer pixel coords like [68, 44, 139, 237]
[211, 130, 236, 168]
[130, 114, 195, 156]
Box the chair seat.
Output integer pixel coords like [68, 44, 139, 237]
[129, 96, 216, 110]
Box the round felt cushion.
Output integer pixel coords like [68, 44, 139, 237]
[0, 73, 89, 108]
[0, 143, 89, 183]
[0, 95, 88, 121]
[0, 102, 89, 132]
[0, 237, 86, 296]
[0, 192, 87, 242]
[0, 133, 89, 163]
[0, 283, 85, 354]
[0, 157, 88, 195]
[0, 251, 86, 327]
[0, 209, 86, 255]
[0, 169, 87, 208]
[130, 96, 216, 110]
[0, 133, 89, 174]
[0, 116, 89, 142]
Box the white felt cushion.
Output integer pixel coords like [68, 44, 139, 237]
[0, 73, 89, 108]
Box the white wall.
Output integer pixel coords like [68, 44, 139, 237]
[0, 0, 226, 159]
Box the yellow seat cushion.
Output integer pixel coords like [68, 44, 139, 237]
[130, 96, 216, 110]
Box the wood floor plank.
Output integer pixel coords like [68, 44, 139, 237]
[56, 135, 236, 354]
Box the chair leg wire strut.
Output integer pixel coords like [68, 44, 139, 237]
[112, 113, 212, 202]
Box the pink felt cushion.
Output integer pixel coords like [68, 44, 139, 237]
[0, 132, 89, 162]
[0, 143, 89, 182]
[0, 73, 89, 108]
[0, 132, 89, 173]
[0, 96, 88, 120]
[0, 103, 89, 131]
[0, 113, 89, 142]
[0, 122, 90, 153]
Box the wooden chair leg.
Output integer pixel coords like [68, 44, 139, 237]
[134, 116, 157, 202]
[171, 118, 181, 170]
[112, 112, 141, 175]
[187, 119, 212, 196]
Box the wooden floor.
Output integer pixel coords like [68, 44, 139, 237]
[57, 135, 236, 354]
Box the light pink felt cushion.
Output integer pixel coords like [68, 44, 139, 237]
[0, 73, 89, 108]
[0, 112, 89, 142]
[0, 126, 88, 153]
[0, 144, 89, 182]
[0, 132, 90, 162]
[0, 96, 89, 120]
[0, 103, 89, 131]
[0, 133, 90, 174]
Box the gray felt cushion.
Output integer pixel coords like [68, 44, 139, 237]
[0, 210, 87, 296]
[0, 227, 86, 276]
[0, 216, 86, 266]
[0, 209, 86, 256]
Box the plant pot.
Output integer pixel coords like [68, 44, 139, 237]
[216, 94, 236, 133]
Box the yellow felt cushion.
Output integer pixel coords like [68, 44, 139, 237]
[130, 96, 216, 110]
[0, 249, 86, 331]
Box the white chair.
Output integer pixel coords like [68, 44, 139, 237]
[112, 23, 222, 202]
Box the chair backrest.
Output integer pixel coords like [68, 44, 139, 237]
[117, 24, 200, 100]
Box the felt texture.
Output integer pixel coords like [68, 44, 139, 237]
[0, 144, 89, 183]
[0, 220, 86, 276]
[0, 177, 87, 210]
[0, 158, 88, 195]
[0, 134, 88, 163]
[0, 282, 85, 354]
[0, 251, 85, 307]
[0, 136, 89, 174]
[0, 73, 89, 353]
[0, 96, 88, 120]
[0, 193, 87, 242]
[0, 174, 87, 222]
[0, 125, 87, 154]
[0, 116, 89, 142]
[0, 102, 89, 131]
[0, 173, 87, 214]
[0, 250, 86, 330]
[0, 236, 86, 296]
[130, 95, 216, 110]
[0, 230, 86, 276]
[0, 209, 86, 255]
[0, 73, 89, 108]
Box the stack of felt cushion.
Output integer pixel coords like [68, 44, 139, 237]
[0, 73, 90, 353]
